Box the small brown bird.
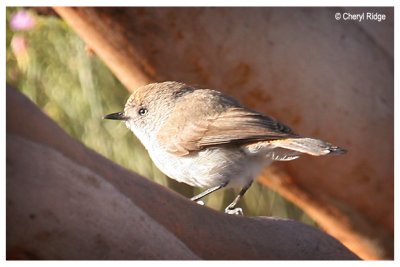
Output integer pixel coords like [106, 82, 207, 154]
[104, 81, 346, 215]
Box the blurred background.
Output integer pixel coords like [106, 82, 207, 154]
[6, 7, 315, 222]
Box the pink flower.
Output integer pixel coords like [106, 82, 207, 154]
[11, 35, 27, 56]
[10, 10, 36, 31]
[11, 35, 29, 71]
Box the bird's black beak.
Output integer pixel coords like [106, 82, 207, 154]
[103, 112, 127, 120]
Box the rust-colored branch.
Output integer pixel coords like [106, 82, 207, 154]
[53, 7, 152, 90]
[258, 166, 391, 260]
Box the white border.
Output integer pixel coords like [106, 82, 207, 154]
[3, 0, 398, 7]
[2, 1, 397, 264]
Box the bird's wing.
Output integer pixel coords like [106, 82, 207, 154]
[157, 91, 297, 156]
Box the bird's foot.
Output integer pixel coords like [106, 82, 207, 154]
[195, 200, 205, 206]
[224, 207, 243, 216]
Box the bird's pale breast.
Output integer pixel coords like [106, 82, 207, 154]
[147, 142, 271, 188]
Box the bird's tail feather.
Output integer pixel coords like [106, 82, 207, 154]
[270, 137, 347, 156]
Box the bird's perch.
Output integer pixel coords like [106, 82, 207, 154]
[6, 86, 358, 259]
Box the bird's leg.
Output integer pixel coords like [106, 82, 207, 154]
[225, 180, 253, 216]
[191, 181, 229, 205]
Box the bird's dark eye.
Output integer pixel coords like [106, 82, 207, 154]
[138, 107, 148, 116]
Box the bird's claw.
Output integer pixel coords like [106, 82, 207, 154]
[224, 207, 244, 216]
[195, 200, 205, 206]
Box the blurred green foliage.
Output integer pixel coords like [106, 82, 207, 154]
[6, 7, 316, 225]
